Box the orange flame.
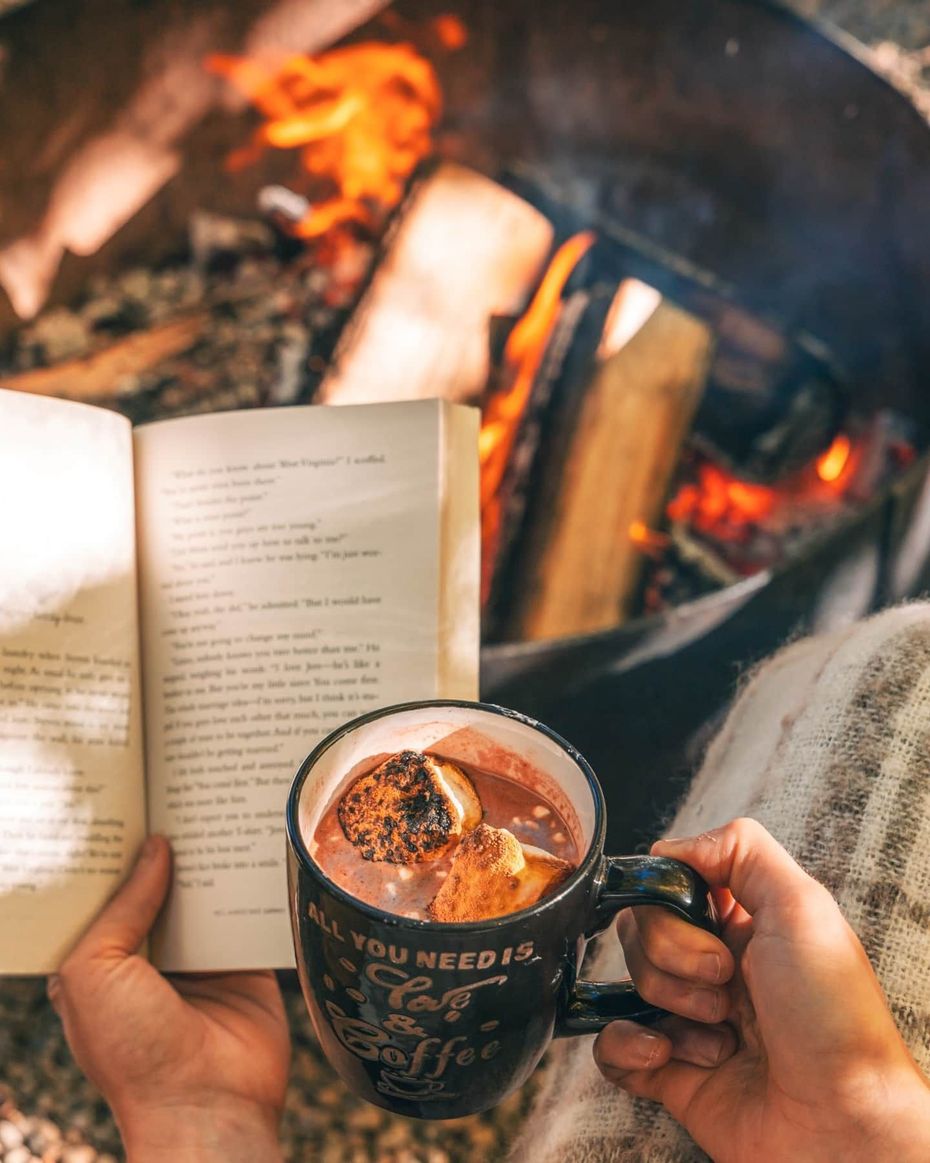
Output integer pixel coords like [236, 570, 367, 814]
[206, 43, 443, 239]
[815, 433, 852, 483]
[480, 231, 595, 601]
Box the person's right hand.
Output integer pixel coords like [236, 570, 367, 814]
[594, 818, 930, 1162]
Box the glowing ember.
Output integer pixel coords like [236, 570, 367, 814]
[479, 231, 596, 600]
[816, 433, 852, 483]
[206, 41, 445, 239]
[666, 428, 864, 548]
[629, 521, 671, 555]
[666, 462, 776, 540]
[432, 14, 468, 51]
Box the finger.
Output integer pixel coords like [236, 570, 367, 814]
[596, 1018, 735, 1120]
[657, 1015, 737, 1069]
[593, 1021, 671, 1075]
[596, 1017, 735, 1076]
[653, 818, 831, 923]
[620, 924, 729, 1024]
[601, 1049, 723, 1121]
[621, 905, 734, 986]
[69, 835, 171, 961]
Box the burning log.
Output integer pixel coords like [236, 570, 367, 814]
[0, 0, 393, 325]
[317, 163, 554, 406]
[690, 304, 847, 483]
[514, 284, 713, 640]
[0, 313, 206, 401]
[480, 232, 597, 608]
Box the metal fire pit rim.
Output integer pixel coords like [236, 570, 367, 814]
[480, 440, 930, 691]
[748, 0, 930, 134]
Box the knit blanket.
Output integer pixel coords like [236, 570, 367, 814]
[510, 601, 930, 1163]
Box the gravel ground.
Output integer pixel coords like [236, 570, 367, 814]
[1, 2, 928, 1161]
[0, 978, 539, 1162]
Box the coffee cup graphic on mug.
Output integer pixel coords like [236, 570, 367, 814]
[286, 701, 716, 1120]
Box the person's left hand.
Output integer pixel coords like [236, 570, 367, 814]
[49, 835, 291, 1163]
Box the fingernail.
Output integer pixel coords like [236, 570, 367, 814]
[631, 1029, 665, 1068]
[47, 974, 61, 1012]
[698, 952, 722, 983]
[653, 836, 694, 855]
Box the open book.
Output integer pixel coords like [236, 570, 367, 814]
[0, 390, 478, 974]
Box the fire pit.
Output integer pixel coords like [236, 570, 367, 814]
[2, 0, 930, 854]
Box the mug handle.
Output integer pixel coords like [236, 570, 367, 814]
[557, 854, 718, 1036]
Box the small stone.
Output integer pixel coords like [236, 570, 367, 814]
[378, 1121, 411, 1149]
[464, 1121, 496, 1149]
[114, 373, 143, 397]
[5, 1146, 33, 1163]
[61, 1145, 96, 1163]
[190, 210, 274, 269]
[80, 295, 126, 327]
[26, 1118, 61, 1153]
[346, 1103, 383, 1132]
[385, 1150, 418, 1163]
[118, 269, 153, 302]
[0, 1120, 25, 1149]
[302, 268, 330, 297]
[316, 1084, 342, 1107]
[25, 309, 91, 362]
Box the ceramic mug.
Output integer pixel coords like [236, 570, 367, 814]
[286, 700, 716, 1120]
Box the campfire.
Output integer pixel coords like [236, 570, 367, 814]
[0, 0, 927, 664]
[205, 37, 445, 241]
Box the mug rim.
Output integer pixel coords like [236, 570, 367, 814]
[285, 698, 608, 932]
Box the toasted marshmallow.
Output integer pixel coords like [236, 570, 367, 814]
[338, 750, 482, 863]
[428, 823, 573, 922]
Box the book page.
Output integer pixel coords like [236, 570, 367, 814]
[0, 390, 145, 975]
[134, 400, 478, 971]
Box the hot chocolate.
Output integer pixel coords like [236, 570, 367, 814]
[310, 750, 579, 921]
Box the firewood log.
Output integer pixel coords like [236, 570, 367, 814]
[0, 313, 206, 401]
[515, 289, 713, 640]
[317, 163, 554, 406]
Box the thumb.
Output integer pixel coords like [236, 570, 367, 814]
[70, 834, 172, 961]
[652, 817, 828, 924]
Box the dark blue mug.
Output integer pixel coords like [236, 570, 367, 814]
[286, 700, 716, 1119]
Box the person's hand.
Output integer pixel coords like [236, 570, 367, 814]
[48, 836, 290, 1163]
[594, 818, 930, 1162]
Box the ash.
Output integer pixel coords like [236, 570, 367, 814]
[1, 211, 376, 425]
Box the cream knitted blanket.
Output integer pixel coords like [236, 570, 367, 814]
[509, 601, 930, 1163]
